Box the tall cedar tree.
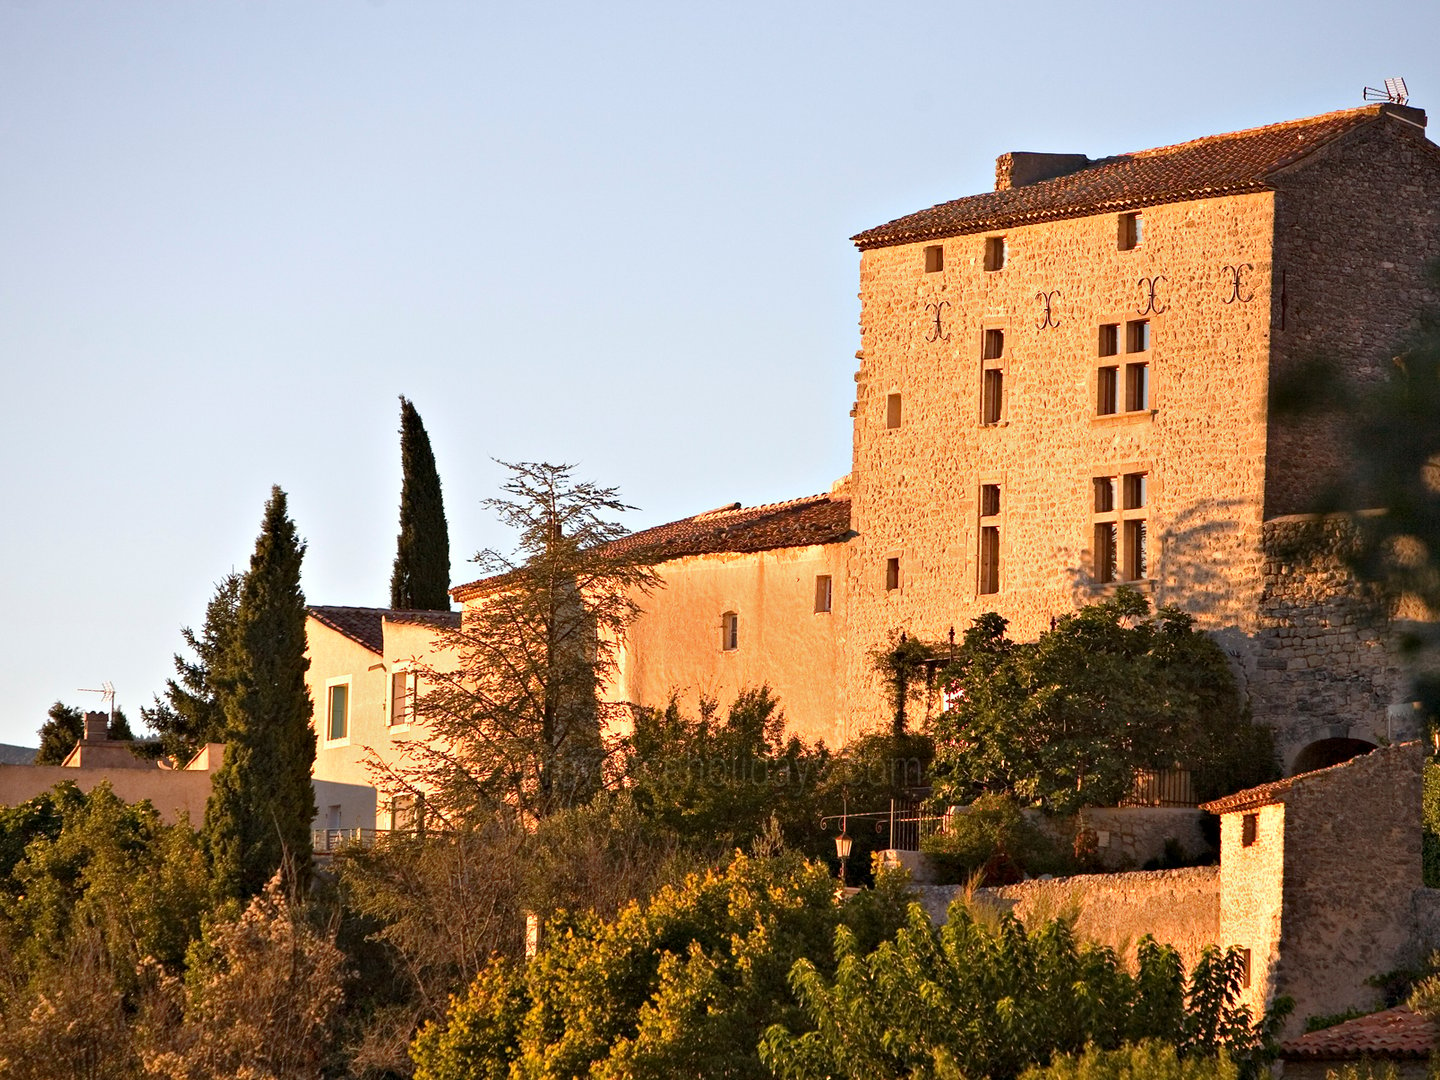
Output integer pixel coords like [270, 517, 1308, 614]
[390, 396, 452, 611]
[203, 487, 316, 902]
[34, 702, 135, 765]
[141, 573, 241, 764]
[372, 462, 659, 824]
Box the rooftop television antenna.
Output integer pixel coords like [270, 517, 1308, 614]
[1364, 77, 1409, 105]
[78, 681, 116, 721]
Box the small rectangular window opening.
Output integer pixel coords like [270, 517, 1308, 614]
[924, 245, 944, 273]
[981, 369, 1004, 425]
[1238, 947, 1252, 989]
[1094, 477, 1116, 513]
[1125, 363, 1150, 412]
[885, 557, 901, 592]
[1127, 319, 1150, 353]
[979, 484, 1001, 518]
[1098, 324, 1119, 357]
[1093, 523, 1118, 584]
[982, 328, 1005, 360]
[1123, 472, 1148, 510]
[1119, 212, 1143, 251]
[721, 612, 739, 651]
[1241, 813, 1258, 848]
[886, 393, 902, 430]
[983, 236, 1007, 271]
[978, 526, 1000, 595]
[390, 670, 415, 727]
[1097, 366, 1119, 415]
[814, 575, 833, 614]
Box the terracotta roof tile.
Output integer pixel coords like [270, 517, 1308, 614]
[853, 105, 1420, 249]
[1282, 1007, 1437, 1061]
[452, 494, 851, 601]
[307, 606, 460, 654]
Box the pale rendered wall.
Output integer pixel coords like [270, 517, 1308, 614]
[0, 765, 214, 825]
[846, 192, 1276, 734]
[615, 543, 848, 746]
[1217, 801, 1287, 1021]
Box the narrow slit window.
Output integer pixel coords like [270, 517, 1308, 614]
[1118, 212, 1143, 251]
[1238, 947, 1252, 989]
[390, 670, 416, 727]
[721, 612, 739, 651]
[1125, 362, 1149, 411]
[885, 557, 901, 592]
[1123, 519, 1148, 580]
[924, 245, 944, 273]
[982, 328, 1005, 360]
[1242, 813, 1258, 847]
[886, 393, 902, 430]
[814, 575, 833, 614]
[983, 236, 1007, 271]
[978, 526, 1000, 594]
[981, 369, 1004, 425]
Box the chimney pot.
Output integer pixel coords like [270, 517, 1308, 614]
[83, 711, 109, 742]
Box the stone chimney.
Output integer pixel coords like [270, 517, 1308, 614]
[83, 711, 109, 742]
[995, 152, 1091, 191]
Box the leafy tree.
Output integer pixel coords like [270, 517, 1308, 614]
[141, 573, 241, 765]
[625, 688, 831, 855]
[202, 486, 315, 903]
[379, 461, 659, 824]
[391, 395, 453, 612]
[0, 783, 208, 1003]
[760, 906, 1283, 1080]
[930, 591, 1277, 815]
[410, 853, 912, 1080]
[34, 701, 135, 765]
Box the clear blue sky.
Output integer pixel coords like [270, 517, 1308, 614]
[1, 1, 1435, 747]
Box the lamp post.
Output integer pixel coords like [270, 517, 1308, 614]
[835, 788, 852, 887]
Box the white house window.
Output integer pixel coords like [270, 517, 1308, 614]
[326, 681, 349, 741]
[390, 669, 416, 728]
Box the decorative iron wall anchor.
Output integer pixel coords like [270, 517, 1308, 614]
[1222, 263, 1254, 304]
[925, 299, 951, 343]
[1035, 289, 1061, 330]
[1137, 274, 1168, 315]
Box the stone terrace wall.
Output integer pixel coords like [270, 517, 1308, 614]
[912, 865, 1221, 973]
[1254, 515, 1416, 766]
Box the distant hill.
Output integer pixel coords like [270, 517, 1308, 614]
[0, 744, 37, 766]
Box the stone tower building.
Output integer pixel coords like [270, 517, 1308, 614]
[843, 102, 1440, 768]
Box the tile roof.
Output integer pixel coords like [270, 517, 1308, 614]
[452, 493, 852, 601]
[1198, 742, 1416, 814]
[853, 104, 1423, 249]
[307, 606, 460, 654]
[1282, 1007, 1437, 1061]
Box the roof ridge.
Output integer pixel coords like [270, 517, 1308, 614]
[1125, 104, 1384, 160]
[689, 492, 839, 521]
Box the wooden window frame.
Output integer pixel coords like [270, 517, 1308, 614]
[1090, 467, 1150, 584]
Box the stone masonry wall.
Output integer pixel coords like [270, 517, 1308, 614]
[912, 865, 1221, 974]
[844, 191, 1276, 735]
[1266, 111, 1440, 518]
[1217, 801, 1287, 1021]
[1272, 742, 1424, 1031]
[1254, 515, 1416, 767]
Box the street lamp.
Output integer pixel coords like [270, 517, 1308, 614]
[835, 829, 853, 887]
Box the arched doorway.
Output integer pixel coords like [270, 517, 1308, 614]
[1290, 737, 1377, 776]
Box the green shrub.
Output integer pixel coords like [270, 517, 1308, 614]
[1021, 1041, 1239, 1080]
[920, 794, 1067, 883]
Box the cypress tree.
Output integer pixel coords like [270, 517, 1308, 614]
[390, 396, 452, 611]
[203, 486, 315, 902]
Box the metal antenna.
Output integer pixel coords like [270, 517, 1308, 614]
[1364, 77, 1409, 105]
[78, 681, 116, 721]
